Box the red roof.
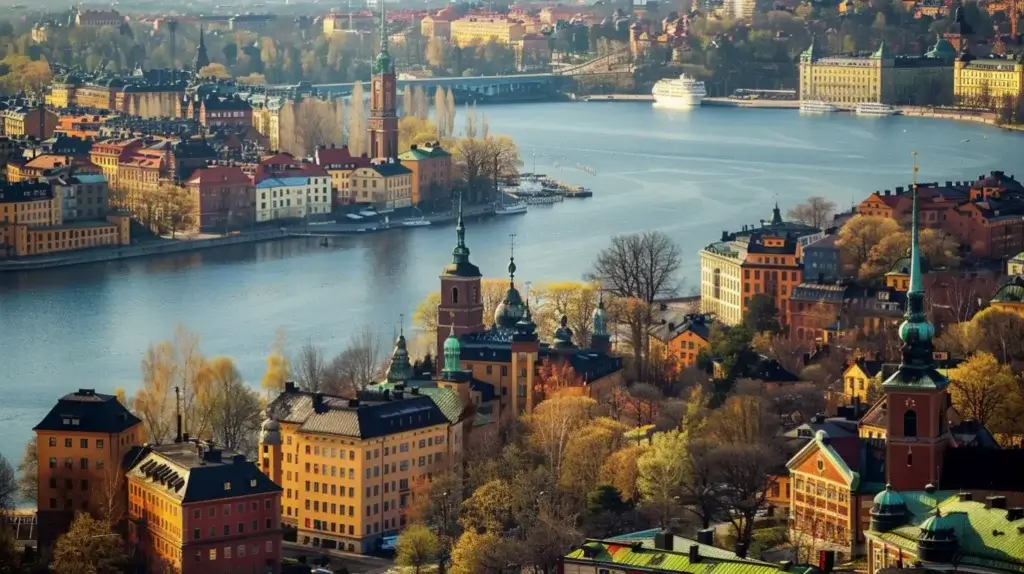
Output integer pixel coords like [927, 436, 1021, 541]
[187, 166, 253, 187]
[314, 145, 370, 169]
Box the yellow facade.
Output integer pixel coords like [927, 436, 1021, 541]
[48, 83, 77, 108]
[800, 43, 954, 105]
[954, 58, 1024, 107]
[252, 105, 282, 153]
[842, 362, 877, 404]
[800, 56, 883, 103]
[450, 17, 525, 47]
[349, 165, 413, 209]
[699, 248, 744, 325]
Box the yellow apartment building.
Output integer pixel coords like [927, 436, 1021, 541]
[33, 388, 144, 549]
[954, 55, 1024, 107]
[349, 162, 413, 209]
[450, 17, 526, 47]
[842, 359, 882, 404]
[799, 39, 955, 105]
[260, 377, 468, 553]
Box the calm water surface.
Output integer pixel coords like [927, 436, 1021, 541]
[0, 102, 1020, 462]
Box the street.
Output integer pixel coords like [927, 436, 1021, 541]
[283, 542, 394, 574]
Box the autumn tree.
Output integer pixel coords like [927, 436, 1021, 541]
[135, 341, 177, 444]
[559, 417, 630, 492]
[236, 72, 267, 85]
[636, 429, 688, 526]
[744, 293, 782, 334]
[399, 116, 439, 153]
[50, 514, 128, 574]
[860, 227, 960, 281]
[532, 281, 600, 344]
[396, 524, 440, 574]
[524, 396, 596, 480]
[158, 183, 197, 238]
[482, 134, 522, 200]
[599, 444, 644, 501]
[787, 196, 836, 230]
[326, 325, 383, 394]
[404, 471, 460, 545]
[261, 329, 290, 393]
[589, 231, 682, 378]
[948, 351, 1015, 428]
[16, 437, 36, 504]
[206, 357, 263, 456]
[198, 62, 232, 79]
[293, 98, 342, 155]
[708, 443, 781, 558]
[679, 440, 720, 529]
[413, 291, 441, 344]
[836, 215, 901, 276]
[969, 307, 1024, 364]
[706, 392, 777, 446]
[612, 383, 663, 427]
[434, 86, 449, 139]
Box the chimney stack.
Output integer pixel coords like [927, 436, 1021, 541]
[174, 386, 183, 443]
[688, 544, 700, 563]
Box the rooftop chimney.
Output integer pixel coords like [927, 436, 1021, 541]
[688, 544, 700, 564]
[1007, 507, 1024, 522]
[696, 529, 714, 546]
[653, 530, 673, 551]
[284, 381, 297, 393]
[174, 386, 183, 443]
[987, 496, 1008, 510]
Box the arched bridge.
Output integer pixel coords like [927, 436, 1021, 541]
[267, 73, 568, 98]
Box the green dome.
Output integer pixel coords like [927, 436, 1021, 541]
[926, 37, 957, 60]
[444, 329, 461, 353]
[920, 511, 956, 535]
[873, 484, 906, 508]
[899, 319, 935, 343]
[443, 325, 461, 375]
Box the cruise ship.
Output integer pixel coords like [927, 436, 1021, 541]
[652, 74, 707, 108]
[855, 102, 901, 116]
[799, 100, 839, 114]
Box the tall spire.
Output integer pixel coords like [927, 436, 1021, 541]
[372, 0, 392, 75]
[508, 233, 517, 286]
[443, 191, 481, 277]
[885, 151, 943, 388]
[380, 0, 388, 54]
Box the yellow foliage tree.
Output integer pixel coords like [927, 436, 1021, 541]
[860, 227, 960, 280]
[524, 396, 597, 480]
[236, 72, 267, 85]
[948, 351, 1015, 428]
[835, 215, 901, 276]
[532, 281, 600, 344]
[261, 329, 290, 393]
[398, 116, 439, 154]
[198, 63, 232, 79]
[599, 444, 645, 501]
[559, 417, 630, 491]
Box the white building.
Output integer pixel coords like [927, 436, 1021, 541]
[255, 172, 331, 223]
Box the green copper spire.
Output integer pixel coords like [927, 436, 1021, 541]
[442, 324, 461, 376]
[442, 192, 481, 277]
[885, 152, 944, 389]
[372, 0, 393, 75]
[386, 321, 412, 383]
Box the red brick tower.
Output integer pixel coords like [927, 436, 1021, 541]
[436, 196, 485, 370]
[368, 1, 398, 160]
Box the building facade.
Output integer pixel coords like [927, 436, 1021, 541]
[348, 162, 413, 209]
[450, 17, 526, 47]
[397, 142, 452, 206]
[369, 10, 399, 161]
[33, 388, 144, 548]
[954, 53, 1024, 107]
[52, 173, 109, 221]
[186, 166, 255, 232]
[314, 145, 371, 208]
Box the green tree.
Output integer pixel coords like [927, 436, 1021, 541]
[636, 429, 688, 526]
[50, 514, 128, 574]
[396, 524, 440, 574]
[698, 324, 758, 384]
[743, 294, 781, 334]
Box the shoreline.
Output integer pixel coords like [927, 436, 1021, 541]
[0, 205, 499, 273]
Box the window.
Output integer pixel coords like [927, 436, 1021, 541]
[79, 458, 88, 470]
[80, 439, 88, 448]
[209, 549, 217, 560]
[64, 438, 71, 448]
[48, 457, 56, 469]
[48, 437, 56, 447]
[224, 546, 231, 559]
[903, 409, 918, 438]
[193, 529, 200, 540]
[266, 541, 273, 553]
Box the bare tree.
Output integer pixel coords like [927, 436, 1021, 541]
[787, 196, 837, 230]
[709, 443, 782, 558]
[588, 231, 682, 377]
[348, 83, 367, 156]
[679, 440, 720, 529]
[207, 357, 263, 457]
[97, 465, 126, 524]
[295, 339, 328, 392]
[293, 98, 339, 155]
[158, 183, 197, 239]
[326, 326, 384, 394]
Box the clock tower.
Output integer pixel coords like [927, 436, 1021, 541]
[369, 1, 399, 160]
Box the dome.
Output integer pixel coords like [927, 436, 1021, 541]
[385, 333, 413, 383]
[443, 328, 461, 354]
[494, 286, 526, 329]
[870, 484, 909, 533]
[926, 37, 957, 59]
[899, 319, 935, 343]
[920, 511, 956, 535]
[873, 484, 906, 508]
[259, 411, 281, 446]
[553, 315, 575, 349]
[442, 324, 462, 375]
[513, 305, 538, 343]
[918, 510, 958, 562]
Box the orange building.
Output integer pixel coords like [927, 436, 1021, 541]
[55, 114, 110, 139]
[648, 310, 712, 369]
[397, 142, 452, 206]
[33, 388, 144, 549]
[89, 138, 144, 195]
[1, 105, 59, 139]
[313, 144, 371, 208]
[127, 439, 284, 574]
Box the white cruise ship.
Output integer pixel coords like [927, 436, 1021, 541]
[652, 74, 707, 108]
[855, 102, 900, 116]
[799, 100, 839, 114]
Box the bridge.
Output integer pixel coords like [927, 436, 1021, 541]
[267, 73, 566, 98]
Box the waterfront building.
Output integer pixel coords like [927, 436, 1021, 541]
[75, 8, 123, 27]
[348, 162, 414, 209]
[648, 309, 712, 370]
[786, 183, 1024, 560]
[52, 172, 109, 221]
[798, 38, 955, 105]
[369, 9, 399, 162]
[89, 138, 144, 194]
[32, 388, 143, 548]
[420, 7, 456, 40]
[397, 142, 452, 206]
[260, 380, 469, 553]
[1, 105, 59, 140]
[953, 51, 1024, 108]
[314, 144, 371, 208]
[436, 203, 623, 425]
[450, 16, 526, 48]
[186, 165, 255, 232]
[253, 155, 331, 222]
[117, 148, 169, 215]
[76, 78, 125, 110]
[699, 204, 818, 326]
[127, 439, 283, 574]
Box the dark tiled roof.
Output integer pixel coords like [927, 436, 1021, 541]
[33, 388, 141, 434]
[371, 161, 412, 177]
[752, 357, 800, 382]
[850, 359, 884, 378]
[649, 310, 713, 343]
[0, 181, 52, 203]
[790, 282, 848, 303]
[128, 441, 281, 504]
[941, 447, 1024, 492]
[992, 275, 1024, 303]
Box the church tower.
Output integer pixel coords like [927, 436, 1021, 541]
[436, 196, 485, 370]
[368, 1, 399, 160]
[882, 152, 950, 492]
[194, 27, 210, 72]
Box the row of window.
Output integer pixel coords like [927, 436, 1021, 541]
[202, 541, 275, 562]
[192, 517, 276, 540]
[47, 457, 104, 470]
[49, 437, 105, 449]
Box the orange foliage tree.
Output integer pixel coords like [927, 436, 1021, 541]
[534, 359, 583, 401]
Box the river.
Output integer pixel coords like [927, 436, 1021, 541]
[0, 102, 1020, 463]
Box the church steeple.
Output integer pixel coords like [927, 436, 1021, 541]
[373, 0, 393, 75]
[444, 194, 481, 278]
[194, 27, 210, 72]
[386, 322, 413, 383]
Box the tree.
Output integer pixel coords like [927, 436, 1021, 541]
[207, 357, 263, 456]
[860, 227, 960, 281]
[524, 396, 597, 480]
[236, 72, 267, 85]
[679, 440, 720, 529]
[293, 98, 342, 155]
[744, 293, 782, 334]
[16, 437, 36, 505]
[413, 291, 441, 343]
[326, 325, 383, 394]
[532, 281, 600, 344]
[403, 471, 460, 545]
[699, 324, 758, 383]
[709, 443, 781, 558]
[787, 197, 836, 230]
[261, 329, 290, 393]
[347, 82, 366, 156]
[294, 339, 328, 392]
[396, 524, 440, 574]
[589, 231, 682, 377]
[948, 351, 1015, 428]
[158, 183, 197, 239]
[599, 444, 643, 502]
[450, 530, 518, 574]
[612, 384, 663, 427]
[481, 134, 522, 200]
[636, 429, 688, 526]
[707, 393, 775, 446]
[534, 359, 583, 400]
[50, 514, 128, 574]
[434, 86, 448, 139]
[836, 215, 901, 276]
[969, 308, 1024, 364]
[559, 417, 629, 492]
[399, 116, 439, 153]
[198, 62, 232, 79]
[135, 341, 177, 445]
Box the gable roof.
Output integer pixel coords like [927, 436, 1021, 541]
[128, 442, 281, 504]
[786, 430, 861, 490]
[34, 388, 141, 434]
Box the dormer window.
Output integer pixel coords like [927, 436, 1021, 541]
[250, 479, 257, 487]
[71, 419, 80, 426]
[224, 482, 231, 491]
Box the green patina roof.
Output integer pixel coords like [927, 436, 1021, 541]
[873, 484, 907, 508]
[870, 40, 891, 59]
[786, 430, 860, 491]
[398, 146, 451, 161]
[605, 529, 776, 564]
[867, 493, 1024, 573]
[565, 536, 811, 574]
[926, 36, 957, 60]
[992, 275, 1024, 303]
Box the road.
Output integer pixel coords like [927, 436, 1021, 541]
[284, 542, 394, 574]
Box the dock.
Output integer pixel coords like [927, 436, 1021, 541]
[577, 94, 800, 109]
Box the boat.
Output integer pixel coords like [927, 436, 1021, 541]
[799, 100, 839, 114]
[345, 214, 363, 221]
[524, 195, 562, 205]
[652, 74, 707, 109]
[358, 209, 378, 217]
[855, 102, 901, 116]
[494, 193, 528, 216]
[402, 216, 431, 227]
